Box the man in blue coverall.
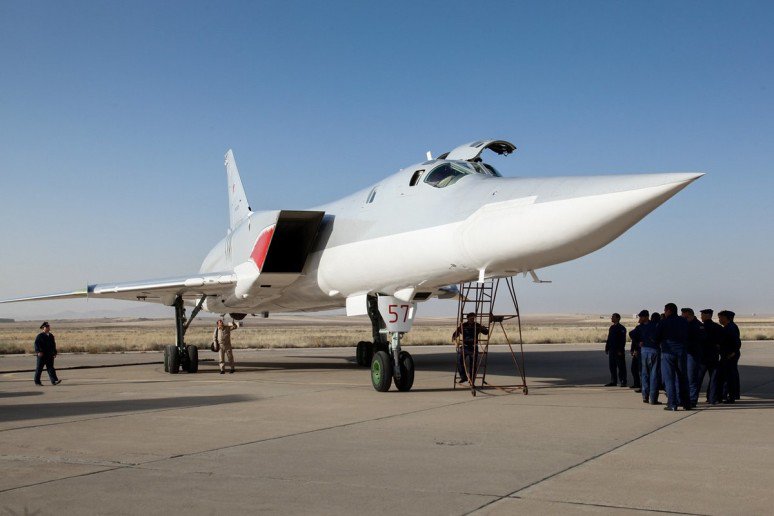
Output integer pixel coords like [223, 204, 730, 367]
[34, 321, 61, 386]
[656, 303, 691, 411]
[682, 308, 706, 408]
[604, 313, 627, 387]
[640, 312, 662, 404]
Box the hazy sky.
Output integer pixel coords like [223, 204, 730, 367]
[1, 1, 772, 321]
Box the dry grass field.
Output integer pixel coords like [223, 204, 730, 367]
[1, 314, 772, 355]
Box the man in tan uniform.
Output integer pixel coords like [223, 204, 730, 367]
[213, 319, 239, 374]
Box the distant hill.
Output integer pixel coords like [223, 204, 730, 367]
[0, 318, 14, 323]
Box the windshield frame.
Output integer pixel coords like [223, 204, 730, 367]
[423, 162, 474, 188]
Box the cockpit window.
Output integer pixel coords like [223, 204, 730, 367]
[483, 163, 501, 177]
[424, 163, 471, 188]
[366, 187, 377, 203]
[409, 169, 424, 186]
[471, 162, 502, 177]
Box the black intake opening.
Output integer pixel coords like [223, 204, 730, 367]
[262, 210, 325, 273]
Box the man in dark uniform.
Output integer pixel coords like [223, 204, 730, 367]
[699, 309, 722, 404]
[717, 310, 741, 404]
[628, 310, 649, 392]
[34, 322, 61, 386]
[682, 308, 705, 408]
[452, 312, 488, 384]
[604, 313, 627, 387]
[656, 303, 690, 411]
[640, 312, 662, 404]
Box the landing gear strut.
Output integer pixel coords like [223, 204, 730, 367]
[355, 295, 389, 367]
[164, 295, 206, 374]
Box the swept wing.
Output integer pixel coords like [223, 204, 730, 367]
[0, 272, 236, 306]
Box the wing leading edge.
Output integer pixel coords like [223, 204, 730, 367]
[0, 272, 236, 306]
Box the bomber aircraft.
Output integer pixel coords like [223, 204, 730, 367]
[1, 140, 702, 391]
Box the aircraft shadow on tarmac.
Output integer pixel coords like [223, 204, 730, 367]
[0, 391, 44, 399]
[230, 348, 774, 401]
[0, 394, 253, 423]
[227, 349, 614, 384]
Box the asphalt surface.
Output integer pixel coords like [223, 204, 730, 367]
[1, 343, 772, 515]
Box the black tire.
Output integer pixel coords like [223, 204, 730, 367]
[163, 346, 170, 372]
[187, 345, 198, 373]
[363, 343, 373, 366]
[356, 341, 369, 367]
[371, 351, 392, 392]
[394, 351, 415, 392]
[168, 346, 180, 374]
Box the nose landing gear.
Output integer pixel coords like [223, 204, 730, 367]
[364, 295, 417, 392]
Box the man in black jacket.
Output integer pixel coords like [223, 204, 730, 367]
[34, 322, 61, 386]
[718, 310, 741, 403]
[604, 313, 627, 387]
[452, 313, 489, 384]
[699, 309, 722, 404]
[628, 310, 649, 392]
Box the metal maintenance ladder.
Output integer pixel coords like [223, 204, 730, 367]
[453, 276, 528, 397]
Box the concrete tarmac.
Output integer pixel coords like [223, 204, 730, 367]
[0, 343, 772, 515]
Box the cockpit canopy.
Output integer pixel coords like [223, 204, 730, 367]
[404, 139, 515, 189]
[423, 161, 501, 188]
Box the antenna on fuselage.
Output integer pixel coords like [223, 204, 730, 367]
[426, 151, 433, 160]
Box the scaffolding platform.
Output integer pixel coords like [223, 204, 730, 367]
[453, 276, 528, 396]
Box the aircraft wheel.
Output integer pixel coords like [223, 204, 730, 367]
[163, 346, 170, 372]
[394, 351, 415, 392]
[168, 346, 180, 374]
[356, 341, 370, 367]
[371, 351, 392, 392]
[187, 345, 199, 373]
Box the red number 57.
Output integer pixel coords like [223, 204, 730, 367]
[388, 304, 410, 323]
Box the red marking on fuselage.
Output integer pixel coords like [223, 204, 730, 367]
[250, 225, 275, 271]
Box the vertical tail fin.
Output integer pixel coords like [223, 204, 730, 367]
[224, 149, 252, 231]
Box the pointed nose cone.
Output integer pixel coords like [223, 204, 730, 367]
[531, 171, 704, 264]
[459, 171, 704, 272]
[610, 171, 704, 197]
[582, 171, 704, 234]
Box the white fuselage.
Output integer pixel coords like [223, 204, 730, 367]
[198, 159, 702, 315]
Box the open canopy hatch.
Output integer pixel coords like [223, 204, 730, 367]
[441, 140, 517, 161]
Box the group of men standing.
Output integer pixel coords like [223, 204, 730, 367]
[605, 303, 742, 411]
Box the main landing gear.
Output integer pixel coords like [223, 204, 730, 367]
[356, 294, 415, 392]
[163, 295, 206, 374]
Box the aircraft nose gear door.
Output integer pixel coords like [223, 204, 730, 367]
[370, 296, 417, 392]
